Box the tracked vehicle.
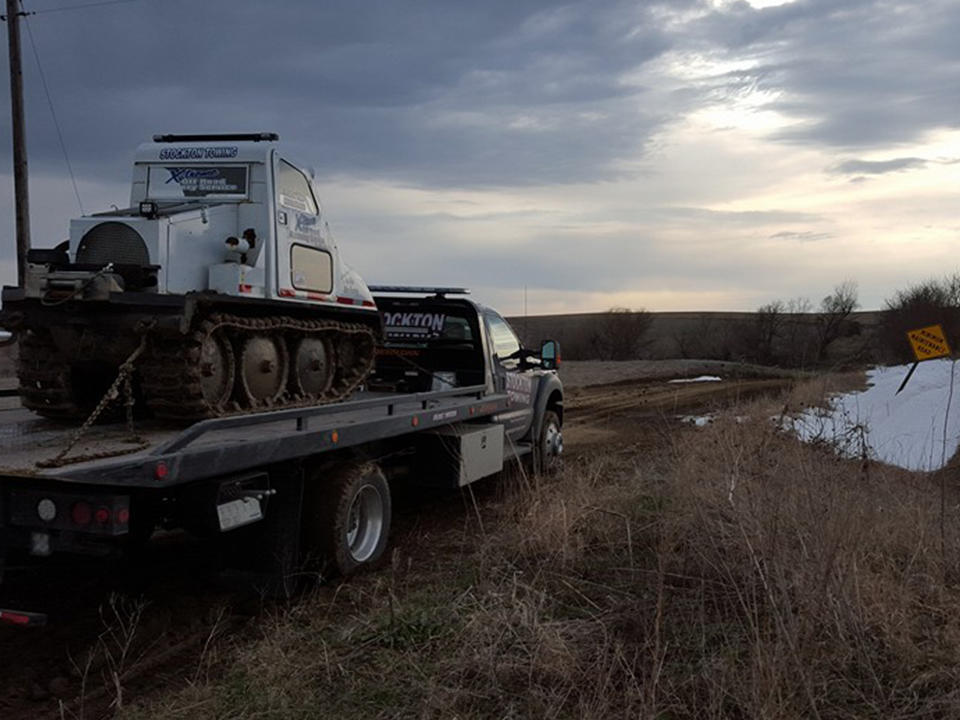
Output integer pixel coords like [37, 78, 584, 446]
[0, 133, 380, 421]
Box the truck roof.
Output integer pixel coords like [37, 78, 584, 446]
[134, 133, 279, 165]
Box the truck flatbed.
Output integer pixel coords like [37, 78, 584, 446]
[0, 386, 510, 487]
[0, 289, 563, 609]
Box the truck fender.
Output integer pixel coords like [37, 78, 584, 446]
[526, 373, 563, 444]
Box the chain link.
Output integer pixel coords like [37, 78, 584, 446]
[37, 335, 149, 469]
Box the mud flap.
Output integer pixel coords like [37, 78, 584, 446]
[218, 463, 305, 598]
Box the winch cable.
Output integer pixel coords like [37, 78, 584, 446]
[40, 262, 115, 306]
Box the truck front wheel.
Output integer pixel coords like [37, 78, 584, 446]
[536, 410, 563, 475]
[304, 461, 392, 578]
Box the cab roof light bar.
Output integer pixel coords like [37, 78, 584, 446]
[369, 286, 470, 298]
[152, 133, 279, 143]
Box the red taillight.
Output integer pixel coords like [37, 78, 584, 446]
[116, 508, 130, 525]
[71, 501, 92, 526]
[0, 609, 47, 627]
[94, 507, 110, 525]
[154, 461, 169, 480]
[0, 611, 30, 626]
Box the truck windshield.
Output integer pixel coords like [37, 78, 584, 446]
[146, 164, 249, 201]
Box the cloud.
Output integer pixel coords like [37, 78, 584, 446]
[830, 157, 927, 175]
[688, 0, 960, 149]
[0, 0, 683, 191]
[768, 230, 832, 242]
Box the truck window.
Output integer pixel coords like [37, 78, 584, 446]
[277, 160, 318, 215]
[290, 245, 333, 293]
[146, 165, 248, 200]
[486, 312, 520, 363]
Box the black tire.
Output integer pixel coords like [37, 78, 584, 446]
[303, 461, 392, 579]
[535, 410, 563, 475]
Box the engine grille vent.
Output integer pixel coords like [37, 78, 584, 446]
[76, 222, 150, 266]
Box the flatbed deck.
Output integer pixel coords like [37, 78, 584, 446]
[0, 386, 510, 488]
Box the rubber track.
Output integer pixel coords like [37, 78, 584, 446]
[139, 312, 377, 420]
[16, 329, 85, 420]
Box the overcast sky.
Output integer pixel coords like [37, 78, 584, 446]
[1, 0, 958, 315]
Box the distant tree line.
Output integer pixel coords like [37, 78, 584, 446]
[533, 275, 960, 368]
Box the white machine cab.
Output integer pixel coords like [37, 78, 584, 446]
[66, 132, 375, 309]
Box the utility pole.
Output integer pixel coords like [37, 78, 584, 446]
[5, 0, 30, 287]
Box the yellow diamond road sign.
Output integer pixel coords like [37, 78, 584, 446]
[907, 324, 951, 361]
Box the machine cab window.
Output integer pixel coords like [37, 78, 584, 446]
[277, 160, 318, 215]
[485, 311, 521, 370]
[146, 165, 248, 201]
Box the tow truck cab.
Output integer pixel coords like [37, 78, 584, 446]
[368, 288, 563, 449]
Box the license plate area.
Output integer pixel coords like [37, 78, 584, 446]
[217, 498, 263, 531]
[215, 472, 271, 532]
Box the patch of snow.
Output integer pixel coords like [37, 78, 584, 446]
[668, 375, 722, 384]
[790, 359, 960, 472]
[681, 414, 715, 427]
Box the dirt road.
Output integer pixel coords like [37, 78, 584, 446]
[0, 367, 795, 719]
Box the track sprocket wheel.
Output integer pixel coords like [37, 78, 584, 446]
[238, 334, 289, 407]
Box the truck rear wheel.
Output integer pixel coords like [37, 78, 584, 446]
[303, 461, 391, 578]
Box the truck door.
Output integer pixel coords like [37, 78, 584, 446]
[485, 310, 535, 443]
[273, 158, 331, 297]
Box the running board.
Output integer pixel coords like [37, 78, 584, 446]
[505, 442, 532, 461]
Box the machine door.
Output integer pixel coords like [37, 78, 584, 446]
[485, 310, 536, 442]
[273, 158, 331, 297]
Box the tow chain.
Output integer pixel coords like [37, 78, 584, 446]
[37, 335, 150, 469]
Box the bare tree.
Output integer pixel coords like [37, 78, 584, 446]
[815, 280, 859, 362]
[782, 296, 816, 368]
[591, 307, 653, 360]
[881, 273, 960, 363]
[753, 300, 786, 364]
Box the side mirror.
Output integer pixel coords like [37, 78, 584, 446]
[540, 339, 560, 370]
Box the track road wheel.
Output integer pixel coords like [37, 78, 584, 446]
[304, 462, 391, 579]
[535, 410, 563, 475]
[238, 334, 288, 407]
[198, 329, 234, 411]
[291, 336, 334, 399]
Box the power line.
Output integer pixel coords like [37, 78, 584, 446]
[22, 12, 84, 214]
[30, 0, 141, 15]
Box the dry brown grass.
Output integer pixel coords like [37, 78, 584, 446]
[121, 388, 960, 719]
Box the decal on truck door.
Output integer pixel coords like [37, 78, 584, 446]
[506, 373, 533, 405]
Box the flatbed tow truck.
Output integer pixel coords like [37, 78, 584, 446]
[0, 288, 563, 625]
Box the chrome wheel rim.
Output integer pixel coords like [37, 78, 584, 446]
[345, 484, 384, 562]
[544, 422, 563, 468]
